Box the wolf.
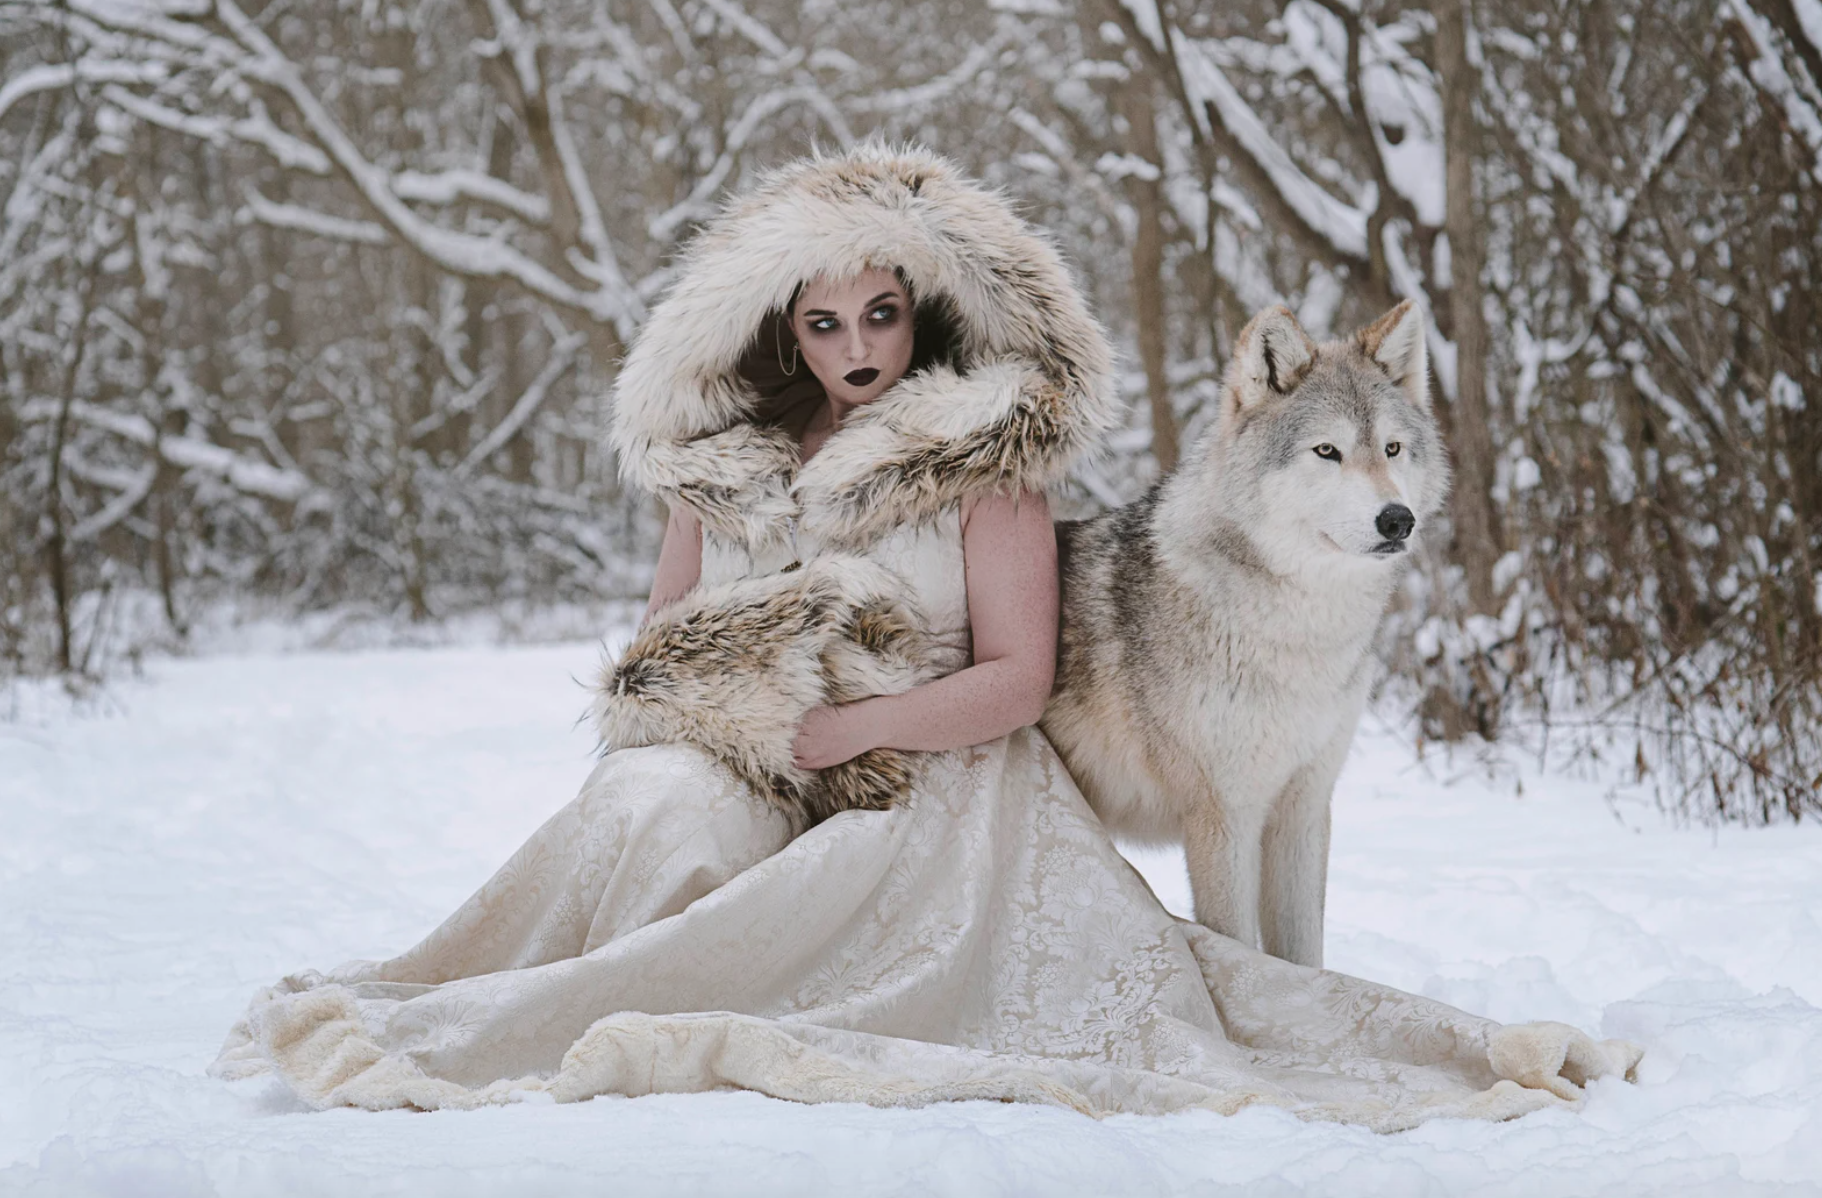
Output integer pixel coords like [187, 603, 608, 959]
[1042, 300, 1449, 969]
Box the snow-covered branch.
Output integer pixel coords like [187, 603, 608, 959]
[456, 330, 586, 477]
[1728, 0, 1822, 183]
[648, 85, 855, 241]
[209, 0, 641, 339]
[21, 399, 319, 502]
[1173, 36, 1370, 262]
[1107, 0, 1376, 279]
[99, 86, 334, 175]
[391, 169, 551, 225]
[0, 59, 168, 124]
[242, 188, 388, 246]
[68, 462, 155, 541]
[469, 0, 626, 292]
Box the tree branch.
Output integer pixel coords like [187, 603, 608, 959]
[1109, 0, 1376, 282]
[456, 329, 585, 476]
[209, 0, 642, 338]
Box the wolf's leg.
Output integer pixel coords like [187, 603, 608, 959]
[1182, 793, 1267, 950]
[1260, 726, 1354, 968]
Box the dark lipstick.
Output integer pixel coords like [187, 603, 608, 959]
[844, 367, 880, 387]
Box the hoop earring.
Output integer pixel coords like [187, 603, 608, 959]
[776, 316, 799, 377]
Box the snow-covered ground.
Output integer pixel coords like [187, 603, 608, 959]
[3, 639, 1820, 1197]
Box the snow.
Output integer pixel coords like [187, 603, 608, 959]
[1799, 0, 1822, 56]
[4, 640, 1821, 1196]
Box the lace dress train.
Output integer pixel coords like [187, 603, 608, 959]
[213, 725, 1636, 1129]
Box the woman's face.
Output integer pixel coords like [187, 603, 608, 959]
[788, 268, 914, 408]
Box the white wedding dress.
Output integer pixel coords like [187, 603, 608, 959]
[213, 511, 1637, 1129]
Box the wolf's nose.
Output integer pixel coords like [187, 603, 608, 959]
[1376, 504, 1415, 541]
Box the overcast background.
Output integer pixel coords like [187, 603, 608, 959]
[3, 0, 1819, 819]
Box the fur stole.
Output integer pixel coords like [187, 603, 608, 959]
[596, 144, 1118, 826]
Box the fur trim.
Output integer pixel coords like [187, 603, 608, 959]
[610, 143, 1118, 551]
[593, 557, 940, 832]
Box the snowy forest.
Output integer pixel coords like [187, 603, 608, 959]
[2, 0, 1819, 821]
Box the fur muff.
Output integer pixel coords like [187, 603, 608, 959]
[609, 143, 1118, 553]
[593, 557, 941, 833]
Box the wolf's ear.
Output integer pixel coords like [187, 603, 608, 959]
[1356, 300, 1430, 410]
[1229, 305, 1317, 411]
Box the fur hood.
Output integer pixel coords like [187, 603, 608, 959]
[609, 143, 1117, 552]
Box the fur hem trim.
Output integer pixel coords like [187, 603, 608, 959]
[610, 143, 1118, 550]
[592, 556, 939, 831]
[223, 987, 1600, 1129]
[1486, 1021, 1644, 1101]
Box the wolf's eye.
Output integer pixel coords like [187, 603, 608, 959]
[1385, 442, 1402, 458]
[1313, 444, 1342, 462]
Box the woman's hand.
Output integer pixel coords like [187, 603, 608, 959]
[791, 703, 877, 770]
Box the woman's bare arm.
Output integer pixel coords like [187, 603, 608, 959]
[643, 504, 703, 622]
[791, 489, 1058, 768]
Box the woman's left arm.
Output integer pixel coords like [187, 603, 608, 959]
[791, 489, 1058, 769]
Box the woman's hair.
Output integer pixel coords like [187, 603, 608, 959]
[739, 268, 962, 420]
[897, 272, 962, 378]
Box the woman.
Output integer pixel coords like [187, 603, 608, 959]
[213, 145, 1637, 1129]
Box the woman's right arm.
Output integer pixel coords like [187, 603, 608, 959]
[643, 504, 702, 622]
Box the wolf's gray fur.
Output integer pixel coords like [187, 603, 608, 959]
[1043, 301, 1449, 968]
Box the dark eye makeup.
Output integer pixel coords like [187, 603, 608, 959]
[799, 292, 904, 336]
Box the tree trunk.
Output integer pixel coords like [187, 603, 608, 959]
[1433, 0, 1503, 613]
[1118, 78, 1179, 474]
[128, 130, 189, 639]
[45, 282, 95, 674]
